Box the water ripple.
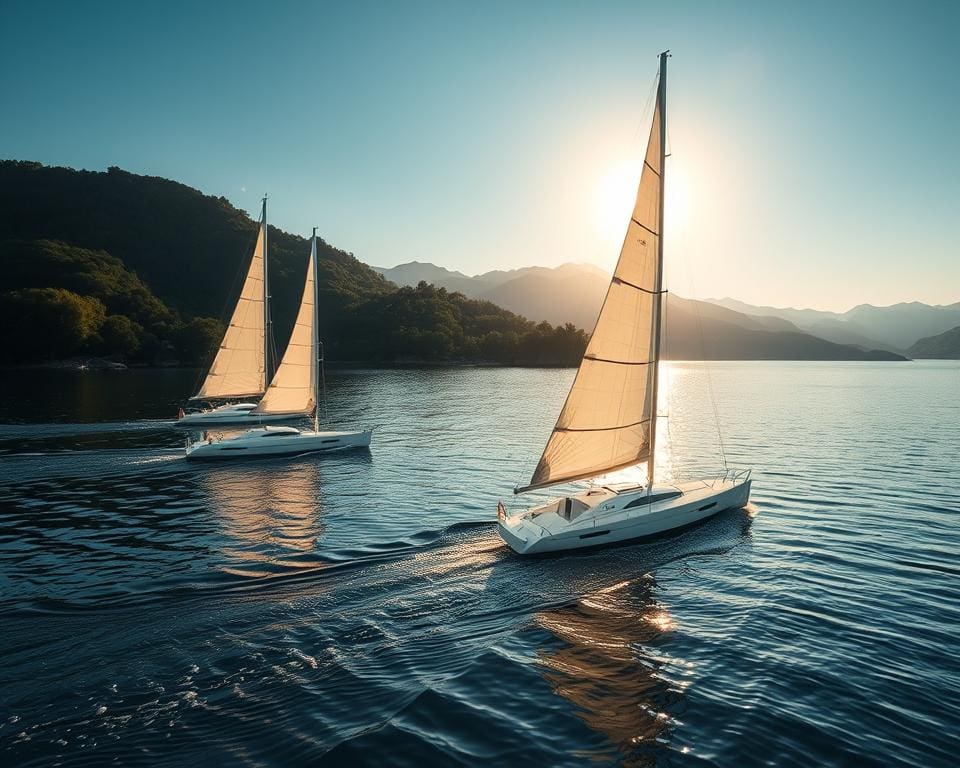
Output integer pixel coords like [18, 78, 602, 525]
[1, 362, 958, 766]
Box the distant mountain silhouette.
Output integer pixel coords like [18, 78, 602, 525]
[663, 300, 904, 361]
[478, 265, 609, 330]
[907, 326, 960, 358]
[844, 302, 960, 350]
[371, 261, 481, 295]
[708, 297, 960, 352]
[372, 261, 610, 330]
[369, 261, 905, 360]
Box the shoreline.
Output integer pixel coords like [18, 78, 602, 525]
[1, 355, 932, 372]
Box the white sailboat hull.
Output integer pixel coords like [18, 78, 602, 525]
[177, 403, 308, 426]
[185, 426, 372, 460]
[498, 474, 751, 555]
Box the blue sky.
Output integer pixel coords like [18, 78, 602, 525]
[2, 0, 957, 311]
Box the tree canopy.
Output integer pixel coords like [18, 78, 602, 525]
[0, 161, 587, 366]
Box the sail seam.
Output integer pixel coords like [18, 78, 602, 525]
[556, 418, 650, 433]
[584, 355, 652, 366]
[629, 218, 660, 238]
[612, 275, 666, 294]
[644, 160, 661, 177]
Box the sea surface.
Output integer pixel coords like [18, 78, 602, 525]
[0, 361, 957, 767]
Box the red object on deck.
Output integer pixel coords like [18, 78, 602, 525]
[177, 407, 185, 420]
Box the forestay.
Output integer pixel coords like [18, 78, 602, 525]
[192, 218, 267, 400]
[252, 236, 317, 416]
[518, 80, 664, 493]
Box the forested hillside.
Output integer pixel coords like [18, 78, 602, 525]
[0, 161, 587, 366]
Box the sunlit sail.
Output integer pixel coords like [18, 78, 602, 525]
[252, 235, 317, 418]
[497, 51, 752, 555]
[178, 198, 284, 426]
[193, 199, 269, 401]
[521, 70, 664, 493]
[185, 231, 372, 460]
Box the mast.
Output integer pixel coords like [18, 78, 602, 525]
[647, 50, 668, 489]
[312, 228, 320, 433]
[262, 195, 272, 384]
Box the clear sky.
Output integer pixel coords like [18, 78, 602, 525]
[2, 0, 958, 311]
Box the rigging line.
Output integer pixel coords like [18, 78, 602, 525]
[659, 65, 726, 473]
[319, 341, 328, 429]
[635, 68, 660, 142]
[694, 297, 727, 470]
[679, 219, 728, 471]
[584, 68, 661, 275]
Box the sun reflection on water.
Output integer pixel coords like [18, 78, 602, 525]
[534, 576, 685, 764]
[200, 459, 325, 574]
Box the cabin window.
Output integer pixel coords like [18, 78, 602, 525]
[624, 491, 682, 509]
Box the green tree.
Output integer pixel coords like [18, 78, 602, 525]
[0, 288, 106, 361]
[99, 315, 142, 358]
[174, 317, 224, 365]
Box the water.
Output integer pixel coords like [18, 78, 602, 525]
[0, 362, 957, 766]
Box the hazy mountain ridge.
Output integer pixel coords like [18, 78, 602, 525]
[907, 326, 960, 358]
[370, 261, 906, 361]
[373, 261, 611, 331]
[709, 297, 960, 352]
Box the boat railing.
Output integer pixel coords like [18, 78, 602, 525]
[710, 467, 752, 488]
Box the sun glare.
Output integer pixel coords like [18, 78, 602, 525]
[595, 159, 642, 247]
[596, 156, 690, 249]
[664, 160, 690, 232]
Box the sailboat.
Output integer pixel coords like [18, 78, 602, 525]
[497, 52, 751, 555]
[177, 198, 307, 426]
[185, 230, 372, 459]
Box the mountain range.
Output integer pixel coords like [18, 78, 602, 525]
[2, 160, 949, 366]
[373, 261, 958, 358]
[372, 261, 610, 331]
[709, 297, 960, 354]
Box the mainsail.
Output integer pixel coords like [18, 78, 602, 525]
[252, 233, 317, 417]
[517, 68, 666, 494]
[192, 203, 269, 400]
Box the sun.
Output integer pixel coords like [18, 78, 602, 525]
[595, 156, 690, 249]
[595, 158, 642, 247]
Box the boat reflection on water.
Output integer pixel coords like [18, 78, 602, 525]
[198, 456, 326, 575]
[534, 577, 687, 766]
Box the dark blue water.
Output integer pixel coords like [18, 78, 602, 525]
[0, 362, 957, 766]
